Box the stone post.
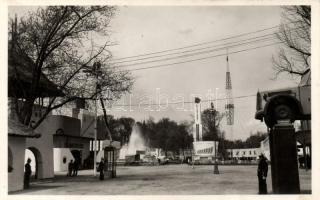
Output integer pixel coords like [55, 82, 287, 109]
[269, 123, 300, 194]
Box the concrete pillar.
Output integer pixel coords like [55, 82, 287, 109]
[269, 123, 300, 194]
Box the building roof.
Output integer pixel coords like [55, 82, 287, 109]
[8, 48, 64, 98]
[8, 119, 41, 138]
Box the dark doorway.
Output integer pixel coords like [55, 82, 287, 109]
[71, 150, 82, 169]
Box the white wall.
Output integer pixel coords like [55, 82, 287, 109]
[53, 148, 74, 172]
[96, 150, 104, 162]
[8, 137, 26, 192]
[26, 117, 56, 179]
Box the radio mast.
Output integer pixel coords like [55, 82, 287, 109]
[225, 50, 234, 139]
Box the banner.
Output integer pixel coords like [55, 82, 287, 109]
[193, 141, 218, 157]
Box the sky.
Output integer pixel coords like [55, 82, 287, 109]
[104, 6, 299, 140]
[8, 6, 301, 140]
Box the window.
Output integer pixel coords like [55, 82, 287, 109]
[63, 157, 67, 164]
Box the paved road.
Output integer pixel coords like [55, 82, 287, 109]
[11, 165, 311, 195]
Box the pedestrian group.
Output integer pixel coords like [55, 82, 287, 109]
[67, 159, 79, 177]
[24, 155, 268, 192]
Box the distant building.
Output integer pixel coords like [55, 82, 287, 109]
[227, 148, 261, 162]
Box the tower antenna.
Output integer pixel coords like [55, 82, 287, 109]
[225, 49, 234, 127]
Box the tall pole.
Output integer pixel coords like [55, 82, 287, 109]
[82, 62, 101, 177]
[93, 63, 98, 177]
[93, 93, 97, 176]
[211, 103, 219, 174]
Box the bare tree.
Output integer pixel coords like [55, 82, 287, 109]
[9, 6, 133, 129]
[272, 6, 311, 77]
[201, 107, 224, 141]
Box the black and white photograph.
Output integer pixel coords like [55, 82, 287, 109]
[3, 1, 319, 197]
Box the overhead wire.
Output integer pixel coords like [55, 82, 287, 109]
[110, 25, 281, 61]
[121, 41, 283, 72]
[109, 22, 302, 62]
[113, 35, 277, 68]
[105, 27, 305, 74]
[101, 25, 301, 118]
[109, 33, 277, 65]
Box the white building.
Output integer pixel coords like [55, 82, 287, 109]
[8, 119, 41, 192]
[227, 148, 261, 162]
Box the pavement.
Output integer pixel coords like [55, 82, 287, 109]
[10, 164, 311, 195]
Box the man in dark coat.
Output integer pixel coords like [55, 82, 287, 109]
[67, 160, 74, 176]
[73, 159, 80, 176]
[257, 154, 268, 194]
[98, 158, 105, 180]
[24, 158, 32, 189]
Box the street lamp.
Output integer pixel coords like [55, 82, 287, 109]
[211, 102, 219, 174]
[83, 62, 102, 177]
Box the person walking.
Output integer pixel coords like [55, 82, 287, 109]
[257, 154, 268, 194]
[67, 160, 74, 176]
[98, 158, 105, 180]
[24, 158, 32, 189]
[72, 159, 79, 176]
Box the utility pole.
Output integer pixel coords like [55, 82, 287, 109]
[93, 62, 100, 177]
[83, 62, 101, 177]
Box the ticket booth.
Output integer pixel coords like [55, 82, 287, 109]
[104, 146, 116, 178]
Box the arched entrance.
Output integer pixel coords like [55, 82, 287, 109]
[25, 147, 43, 180]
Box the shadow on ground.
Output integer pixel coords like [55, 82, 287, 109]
[9, 185, 63, 195]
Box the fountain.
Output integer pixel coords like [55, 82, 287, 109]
[119, 124, 147, 162]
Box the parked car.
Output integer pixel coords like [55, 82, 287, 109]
[157, 156, 169, 165]
[255, 68, 311, 128]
